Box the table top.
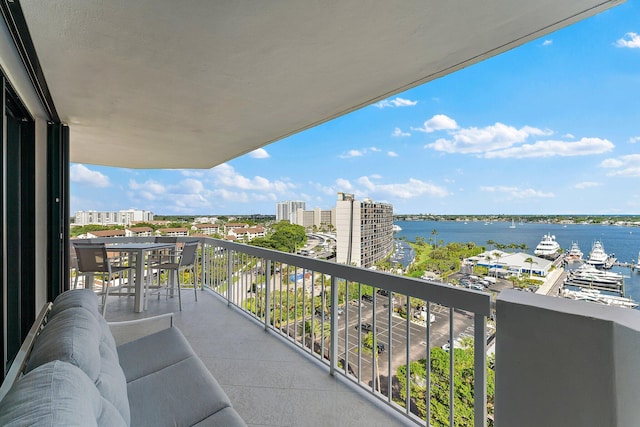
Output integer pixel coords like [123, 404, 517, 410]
[106, 242, 175, 251]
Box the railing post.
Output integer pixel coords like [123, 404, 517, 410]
[199, 241, 206, 290]
[474, 313, 487, 427]
[329, 275, 338, 376]
[265, 260, 271, 330]
[226, 249, 233, 306]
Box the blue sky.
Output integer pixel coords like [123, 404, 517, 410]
[71, 1, 640, 216]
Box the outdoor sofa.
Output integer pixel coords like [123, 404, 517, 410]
[0, 289, 246, 426]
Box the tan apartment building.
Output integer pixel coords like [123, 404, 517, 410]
[335, 192, 393, 268]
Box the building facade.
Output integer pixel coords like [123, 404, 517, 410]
[74, 209, 154, 226]
[276, 201, 306, 222]
[335, 192, 394, 268]
[293, 207, 336, 230]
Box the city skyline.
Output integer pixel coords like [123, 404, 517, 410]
[71, 1, 640, 216]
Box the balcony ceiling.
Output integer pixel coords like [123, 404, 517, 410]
[20, 0, 621, 169]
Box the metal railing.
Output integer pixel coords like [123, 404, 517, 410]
[71, 236, 493, 426]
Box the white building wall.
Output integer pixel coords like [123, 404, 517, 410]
[336, 193, 393, 267]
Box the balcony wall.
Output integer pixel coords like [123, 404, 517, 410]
[495, 290, 640, 427]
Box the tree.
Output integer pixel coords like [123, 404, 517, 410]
[396, 347, 495, 426]
[249, 221, 307, 253]
[524, 257, 536, 278]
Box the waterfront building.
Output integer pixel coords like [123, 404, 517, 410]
[335, 192, 393, 268]
[467, 251, 552, 278]
[276, 201, 306, 222]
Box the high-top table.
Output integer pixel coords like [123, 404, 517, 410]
[106, 242, 176, 312]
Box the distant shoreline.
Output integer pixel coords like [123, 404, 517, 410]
[393, 215, 640, 227]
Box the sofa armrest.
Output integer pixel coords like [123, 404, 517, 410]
[108, 313, 174, 346]
[0, 302, 52, 402]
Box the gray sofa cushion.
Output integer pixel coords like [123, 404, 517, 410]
[117, 326, 194, 382]
[0, 360, 126, 427]
[24, 306, 130, 424]
[50, 288, 100, 318]
[127, 355, 233, 427]
[25, 306, 102, 378]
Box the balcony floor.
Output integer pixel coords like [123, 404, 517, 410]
[105, 288, 412, 427]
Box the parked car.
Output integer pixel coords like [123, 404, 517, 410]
[354, 323, 376, 333]
[361, 294, 374, 303]
[376, 343, 385, 354]
[376, 289, 389, 297]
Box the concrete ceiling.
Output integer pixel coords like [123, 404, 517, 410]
[20, 0, 622, 169]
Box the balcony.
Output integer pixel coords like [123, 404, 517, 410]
[75, 236, 640, 427]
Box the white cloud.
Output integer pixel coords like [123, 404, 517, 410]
[483, 137, 614, 159]
[339, 147, 382, 158]
[70, 164, 110, 188]
[542, 39, 553, 46]
[600, 154, 640, 176]
[564, 133, 575, 139]
[480, 186, 554, 199]
[387, 151, 399, 157]
[128, 177, 213, 210]
[374, 97, 418, 108]
[629, 136, 640, 144]
[339, 149, 365, 158]
[392, 127, 411, 137]
[249, 148, 270, 159]
[615, 32, 640, 48]
[574, 181, 601, 190]
[210, 163, 295, 192]
[335, 178, 352, 190]
[413, 114, 458, 133]
[426, 122, 550, 154]
[356, 176, 448, 199]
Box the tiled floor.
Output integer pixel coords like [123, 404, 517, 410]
[105, 289, 413, 427]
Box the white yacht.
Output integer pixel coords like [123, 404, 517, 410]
[586, 241, 608, 267]
[534, 234, 560, 258]
[567, 264, 624, 286]
[565, 242, 583, 262]
[561, 288, 638, 309]
[392, 224, 402, 232]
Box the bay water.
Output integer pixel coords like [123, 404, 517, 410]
[394, 220, 640, 304]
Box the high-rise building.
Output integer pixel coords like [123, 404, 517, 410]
[335, 192, 393, 268]
[276, 201, 306, 222]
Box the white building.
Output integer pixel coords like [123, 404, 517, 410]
[467, 251, 553, 278]
[276, 201, 305, 222]
[294, 207, 335, 230]
[335, 192, 393, 268]
[74, 209, 154, 226]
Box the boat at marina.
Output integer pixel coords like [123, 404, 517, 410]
[534, 234, 560, 258]
[509, 219, 516, 229]
[561, 288, 638, 309]
[586, 241, 609, 267]
[565, 264, 624, 289]
[392, 224, 402, 232]
[565, 242, 583, 262]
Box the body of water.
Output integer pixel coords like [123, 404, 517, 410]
[394, 220, 640, 303]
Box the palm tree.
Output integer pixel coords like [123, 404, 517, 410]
[524, 257, 536, 279]
[431, 229, 438, 247]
